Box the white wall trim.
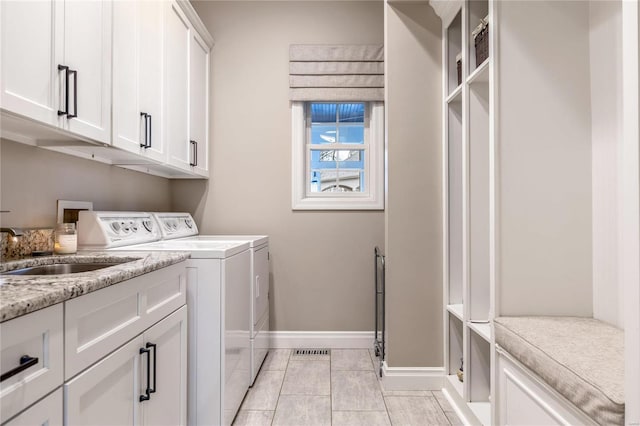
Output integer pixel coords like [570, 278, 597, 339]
[381, 361, 445, 391]
[268, 331, 375, 349]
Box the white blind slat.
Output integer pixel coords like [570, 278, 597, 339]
[289, 44, 384, 101]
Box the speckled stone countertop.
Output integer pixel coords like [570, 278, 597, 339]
[0, 252, 190, 323]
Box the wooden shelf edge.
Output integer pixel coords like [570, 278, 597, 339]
[468, 321, 491, 342]
[446, 304, 464, 321]
[468, 401, 491, 426]
[445, 374, 464, 399]
[466, 58, 490, 85]
[446, 85, 463, 104]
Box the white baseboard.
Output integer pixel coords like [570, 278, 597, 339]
[381, 361, 445, 391]
[268, 331, 375, 349]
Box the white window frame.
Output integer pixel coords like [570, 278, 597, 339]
[291, 101, 384, 210]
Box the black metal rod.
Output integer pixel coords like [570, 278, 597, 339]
[139, 347, 151, 402]
[147, 342, 157, 393]
[67, 69, 77, 119]
[57, 65, 69, 116]
[1, 355, 39, 382]
[194, 141, 198, 166]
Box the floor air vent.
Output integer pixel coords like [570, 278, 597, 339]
[293, 348, 330, 356]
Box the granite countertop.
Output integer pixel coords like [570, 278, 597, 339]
[0, 252, 190, 323]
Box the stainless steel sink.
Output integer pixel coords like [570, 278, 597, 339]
[1, 262, 124, 276]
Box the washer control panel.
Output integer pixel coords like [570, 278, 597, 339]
[78, 211, 162, 248]
[152, 212, 198, 240]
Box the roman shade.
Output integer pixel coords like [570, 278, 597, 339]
[289, 44, 384, 101]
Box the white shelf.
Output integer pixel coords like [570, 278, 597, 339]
[468, 401, 491, 426]
[468, 321, 491, 342]
[446, 85, 463, 104]
[446, 304, 464, 321]
[445, 374, 463, 399]
[466, 58, 489, 85]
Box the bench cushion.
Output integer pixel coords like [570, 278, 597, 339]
[494, 316, 624, 425]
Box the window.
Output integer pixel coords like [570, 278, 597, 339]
[292, 102, 384, 210]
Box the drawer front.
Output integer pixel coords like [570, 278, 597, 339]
[3, 387, 62, 426]
[0, 304, 64, 423]
[65, 262, 186, 379]
[497, 350, 597, 426]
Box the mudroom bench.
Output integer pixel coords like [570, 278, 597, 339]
[494, 316, 624, 426]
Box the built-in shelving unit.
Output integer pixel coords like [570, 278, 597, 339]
[442, 0, 493, 424]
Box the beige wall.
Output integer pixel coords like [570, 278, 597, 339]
[0, 139, 171, 228]
[497, 1, 593, 317]
[384, 3, 443, 367]
[173, 1, 385, 331]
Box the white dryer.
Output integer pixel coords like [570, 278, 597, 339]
[151, 213, 270, 386]
[182, 235, 270, 386]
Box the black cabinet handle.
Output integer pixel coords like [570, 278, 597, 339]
[58, 65, 69, 116]
[68, 69, 77, 119]
[147, 114, 152, 149]
[139, 346, 151, 402]
[147, 342, 157, 394]
[190, 140, 197, 167]
[1, 355, 39, 382]
[140, 113, 149, 148]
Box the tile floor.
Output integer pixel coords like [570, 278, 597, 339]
[232, 349, 463, 426]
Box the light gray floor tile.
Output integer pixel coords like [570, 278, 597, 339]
[443, 411, 464, 426]
[332, 410, 391, 426]
[232, 410, 274, 426]
[241, 370, 285, 410]
[280, 360, 330, 395]
[332, 370, 386, 411]
[385, 396, 450, 426]
[262, 349, 291, 371]
[272, 395, 331, 426]
[381, 389, 432, 397]
[433, 391, 464, 425]
[332, 349, 374, 371]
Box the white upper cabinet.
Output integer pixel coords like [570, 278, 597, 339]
[0, 0, 64, 127]
[61, 0, 111, 143]
[0, 0, 111, 144]
[165, 1, 191, 172]
[113, 0, 165, 162]
[189, 30, 210, 177]
[1, 0, 212, 179]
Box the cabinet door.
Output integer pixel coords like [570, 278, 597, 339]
[64, 336, 143, 426]
[189, 30, 210, 177]
[112, 0, 164, 161]
[62, 0, 111, 143]
[0, 0, 63, 126]
[141, 306, 187, 426]
[112, 0, 142, 153]
[165, 1, 191, 171]
[4, 388, 63, 426]
[138, 0, 165, 162]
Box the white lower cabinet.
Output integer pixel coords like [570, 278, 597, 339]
[64, 306, 187, 426]
[4, 389, 63, 426]
[140, 307, 187, 426]
[64, 336, 143, 426]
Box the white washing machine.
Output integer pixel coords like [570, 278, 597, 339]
[77, 211, 251, 426]
[151, 214, 270, 386]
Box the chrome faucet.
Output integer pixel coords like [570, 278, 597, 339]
[0, 227, 25, 237]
